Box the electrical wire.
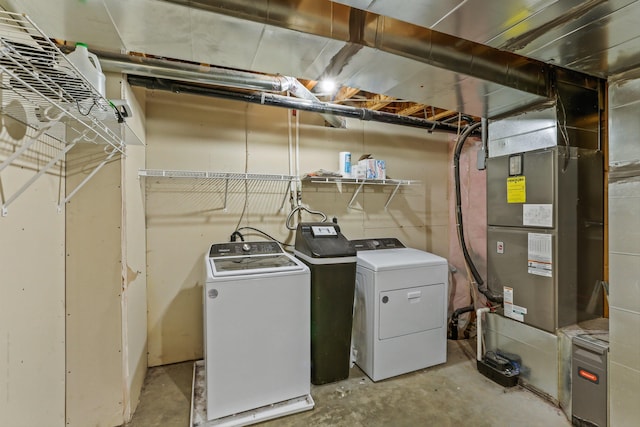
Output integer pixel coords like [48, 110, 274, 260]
[557, 92, 570, 149]
[285, 205, 328, 230]
[75, 98, 98, 116]
[234, 226, 294, 249]
[556, 92, 572, 172]
[284, 108, 328, 231]
[110, 102, 125, 123]
[233, 103, 250, 232]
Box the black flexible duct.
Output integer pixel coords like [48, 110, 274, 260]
[453, 122, 503, 304]
[453, 122, 484, 285]
[448, 304, 474, 340]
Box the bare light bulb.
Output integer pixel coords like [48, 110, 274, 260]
[318, 79, 337, 94]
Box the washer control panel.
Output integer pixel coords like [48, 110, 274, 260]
[209, 241, 283, 257]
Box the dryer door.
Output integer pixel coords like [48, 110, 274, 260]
[378, 283, 444, 340]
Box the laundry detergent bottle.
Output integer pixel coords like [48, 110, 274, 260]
[65, 42, 106, 97]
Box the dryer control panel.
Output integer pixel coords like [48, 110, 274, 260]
[351, 238, 406, 251]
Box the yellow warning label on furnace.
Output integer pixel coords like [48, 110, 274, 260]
[507, 176, 526, 203]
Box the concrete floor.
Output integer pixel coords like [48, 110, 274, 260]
[124, 339, 570, 427]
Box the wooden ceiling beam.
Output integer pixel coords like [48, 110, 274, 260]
[428, 110, 457, 121]
[302, 79, 318, 91]
[397, 103, 426, 116]
[364, 94, 395, 110]
[334, 86, 361, 102]
[315, 82, 480, 123]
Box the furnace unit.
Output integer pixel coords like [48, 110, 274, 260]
[486, 103, 604, 333]
[482, 80, 605, 401]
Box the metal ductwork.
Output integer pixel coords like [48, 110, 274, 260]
[95, 50, 346, 129]
[127, 75, 474, 135]
[4, 0, 619, 119]
[154, 0, 553, 117]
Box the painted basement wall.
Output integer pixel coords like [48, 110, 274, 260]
[65, 75, 147, 427]
[144, 90, 451, 366]
[121, 85, 147, 422]
[0, 73, 145, 426]
[65, 132, 124, 427]
[0, 132, 66, 424]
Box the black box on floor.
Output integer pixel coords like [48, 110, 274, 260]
[477, 359, 519, 387]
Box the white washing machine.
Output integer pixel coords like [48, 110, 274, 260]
[351, 238, 449, 382]
[204, 241, 314, 425]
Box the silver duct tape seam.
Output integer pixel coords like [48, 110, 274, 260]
[609, 160, 640, 183]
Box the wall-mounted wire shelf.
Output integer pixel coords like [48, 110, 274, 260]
[302, 176, 420, 209]
[139, 169, 418, 212]
[139, 169, 297, 211]
[139, 169, 295, 181]
[0, 11, 133, 216]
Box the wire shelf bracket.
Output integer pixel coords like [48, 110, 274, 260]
[302, 176, 420, 209]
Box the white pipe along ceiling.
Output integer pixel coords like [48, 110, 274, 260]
[2, 0, 638, 120]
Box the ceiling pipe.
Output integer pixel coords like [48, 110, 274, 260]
[93, 50, 346, 128]
[127, 75, 476, 135]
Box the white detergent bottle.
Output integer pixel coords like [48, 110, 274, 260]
[66, 42, 106, 97]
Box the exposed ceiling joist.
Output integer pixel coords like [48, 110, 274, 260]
[363, 94, 396, 111]
[397, 104, 427, 117]
[333, 86, 361, 103]
[428, 110, 458, 121]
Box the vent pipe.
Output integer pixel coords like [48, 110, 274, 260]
[95, 50, 345, 128]
[127, 75, 474, 134]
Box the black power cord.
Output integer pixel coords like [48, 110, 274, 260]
[231, 226, 294, 250]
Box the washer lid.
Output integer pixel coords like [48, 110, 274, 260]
[356, 248, 447, 271]
[208, 241, 307, 276]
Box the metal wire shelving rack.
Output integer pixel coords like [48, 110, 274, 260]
[0, 11, 131, 215]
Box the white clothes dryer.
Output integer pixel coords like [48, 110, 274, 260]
[351, 238, 449, 382]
